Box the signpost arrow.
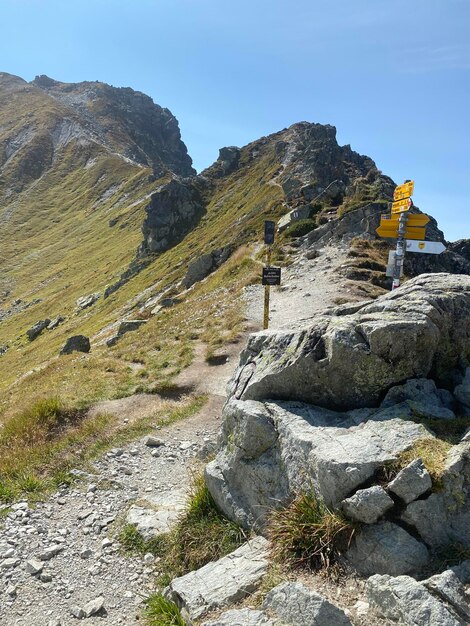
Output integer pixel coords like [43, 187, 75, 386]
[376, 223, 426, 240]
[393, 180, 414, 201]
[391, 197, 412, 214]
[405, 240, 446, 254]
[380, 214, 430, 228]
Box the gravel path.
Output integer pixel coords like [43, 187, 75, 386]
[0, 242, 366, 626]
[244, 244, 354, 330]
[0, 406, 221, 626]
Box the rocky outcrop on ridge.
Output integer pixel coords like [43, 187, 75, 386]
[301, 201, 470, 279]
[138, 177, 206, 256]
[228, 273, 470, 409]
[206, 272, 470, 577]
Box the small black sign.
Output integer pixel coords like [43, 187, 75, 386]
[264, 220, 276, 245]
[262, 266, 281, 286]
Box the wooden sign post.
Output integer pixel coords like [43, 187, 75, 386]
[262, 221, 280, 329]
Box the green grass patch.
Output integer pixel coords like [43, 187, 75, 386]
[145, 593, 185, 626]
[0, 394, 206, 503]
[267, 491, 357, 571]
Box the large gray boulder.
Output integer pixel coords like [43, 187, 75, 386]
[424, 570, 470, 622]
[381, 378, 456, 420]
[60, 335, 90, 355]
[138, 177, 205, 256]
[345, 522, 429, 576]
[182, 246, 232, 289]
[367, 573, 467, 626]
[228, 274, 470, 409]
[75, 292, 100, 311]
[205, 399, 431, 528]
[26, 319, 51, 341]
[262, 582, 352, 626]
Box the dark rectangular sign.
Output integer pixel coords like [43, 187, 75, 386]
[264, 220, 276, 245]
[262, 266, 281, 286]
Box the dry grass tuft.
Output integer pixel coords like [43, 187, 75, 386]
[267, 491, 357, 571]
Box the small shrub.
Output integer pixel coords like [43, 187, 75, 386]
[145, 593, 185, 626]
[17, 473, 43, 493]
[119, 523, 167, 556]
[268, 491, 357, 570]
[164, 474, 246, 575]
[283, 219, 317, 238]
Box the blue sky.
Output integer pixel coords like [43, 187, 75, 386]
[1, 0, 469, 241]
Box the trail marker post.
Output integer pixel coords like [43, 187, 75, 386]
[376, 180, 446, 290]
[262, 221, 280, 329]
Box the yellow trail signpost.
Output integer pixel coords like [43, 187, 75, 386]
[376, 180, 446, 289]
[393, 181, 414, 201]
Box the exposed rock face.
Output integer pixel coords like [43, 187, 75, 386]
[106, 319, 147, 347]
[400, 442, 470, 549]
[76, 293, 100, 311]
[387, 458, 432, 503]
[345, 522, 430, 576]
[367, 571, 470, 626]
[182, 246, 232, 288]
[228, 273, 470, 409]
[138, 178, 206, 256]
[32, 75, 195, 176]
[302, 203, 470, 279]
[341, 486, 394, 524]
[205, 398, 430, 528]
[202, 608, 273, 626]
[205, 272, 470, 577]
[209, 147, 241, 178]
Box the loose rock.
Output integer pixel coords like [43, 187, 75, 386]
[388, 458, 432, 503]
[341, 486, 394, 524]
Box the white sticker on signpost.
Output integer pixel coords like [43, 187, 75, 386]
[405, 240, 446, 254]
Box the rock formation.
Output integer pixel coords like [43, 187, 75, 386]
[206, 273, 470, 577]
[227, 273, 470, 409]
[138, 177, 205, 256]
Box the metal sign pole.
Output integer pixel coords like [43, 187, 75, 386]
[263, 246, 271, 329]
[392, 211, 407, 290]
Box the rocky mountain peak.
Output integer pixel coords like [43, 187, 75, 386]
[30, 75, 195, 176]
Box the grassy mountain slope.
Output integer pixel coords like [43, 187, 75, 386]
[0, 75, 397, 426]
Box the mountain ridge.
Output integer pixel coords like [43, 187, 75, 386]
[0, 71, 468, 421]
